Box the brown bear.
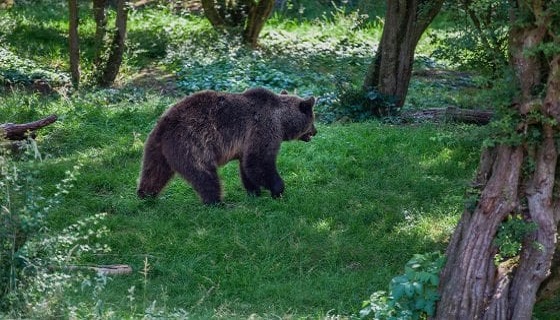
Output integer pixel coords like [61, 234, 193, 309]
[137, 87, 317, 204]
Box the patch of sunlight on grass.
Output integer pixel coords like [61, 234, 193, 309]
[419, 147, 454, 169]
[314, 218, 333, 233]
[395, 207, 461, 244]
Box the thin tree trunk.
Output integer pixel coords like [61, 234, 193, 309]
[201, 0, 272, 47]
[98, 0, 127, 87]
[200, 0, 225, 29]
[243, 0, 274, 48]
[92, 0, 108, 66]
[68, 0, 80, 88]
[363, 0, 443, 110]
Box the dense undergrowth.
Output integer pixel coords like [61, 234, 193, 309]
[1, 1, 558, 319]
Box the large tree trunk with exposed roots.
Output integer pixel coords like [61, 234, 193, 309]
[363, 0, 443, 111]
[435, 2, 560, 319]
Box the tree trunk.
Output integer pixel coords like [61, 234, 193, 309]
[68, 0, 80, 88]
[200, 0, 226, 29]
[97, 0, 128, 87]
[201, 0, 272, 47]
[363, 0, 443, 110]
[243, 0, 274, 48]
[435, 2, 560, 319]
[92, 0, 108, 66]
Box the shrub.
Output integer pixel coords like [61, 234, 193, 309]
[360, 252, 445, 320]
[493, 215, 538, 265]
[0, 141, 109, 318]
[431, 1, 509, 77]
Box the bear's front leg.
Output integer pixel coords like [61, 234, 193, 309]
[243, 156, 285, 199]
[268, 173, 285, 198]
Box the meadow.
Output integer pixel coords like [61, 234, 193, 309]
[1, 1, 557, 319]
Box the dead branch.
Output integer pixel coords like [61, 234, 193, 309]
[402, 106, 493, 125]
[1, 114, 58, 140]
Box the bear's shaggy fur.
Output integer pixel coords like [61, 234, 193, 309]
[137, 87, 316, 204]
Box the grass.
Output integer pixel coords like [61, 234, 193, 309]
[1, 1, 558, 319]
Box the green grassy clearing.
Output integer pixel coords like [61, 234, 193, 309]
[0, 89, 482, 318]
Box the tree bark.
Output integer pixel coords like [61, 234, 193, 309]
[363, 0, 444, 110]
[98, 0, 128, 87]
[68, 0, 80, 88]
[435, 2, 560, 319]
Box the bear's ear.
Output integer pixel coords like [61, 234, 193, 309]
[280, 90, 288, 95]
[299, 97, 315, 115]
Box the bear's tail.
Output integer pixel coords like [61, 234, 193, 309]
[137, 138, 174, 199]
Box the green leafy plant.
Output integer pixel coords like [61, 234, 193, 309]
[431, 0, 509, 77]
[494, 214, 538, 265]
[360, 252, 445, 320]
[0, 142, 111, 317]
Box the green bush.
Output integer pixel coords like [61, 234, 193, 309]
[167, 7, 379, 122]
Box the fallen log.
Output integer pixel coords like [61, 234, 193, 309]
[1, 114, 58, 140]
[402, 106, 493, 125]
[67, 264, 133, 275]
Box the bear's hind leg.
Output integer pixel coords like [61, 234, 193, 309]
[174, 164, 222, 205]
[137, 145, 174, 199]
[239, 160, 261, 196]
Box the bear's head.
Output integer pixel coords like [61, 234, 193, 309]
[278, 93, 317, 142]
[297, 97, 317, 142]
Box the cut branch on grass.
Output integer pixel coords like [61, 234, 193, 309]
[1, 115, 58, 141]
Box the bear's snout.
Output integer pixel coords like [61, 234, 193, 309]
[300, 125, 317, 142]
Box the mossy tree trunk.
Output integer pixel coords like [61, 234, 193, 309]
[435, 2, 560, 319]
[363, 0, 443, 110]
[200, 0, 274, 48]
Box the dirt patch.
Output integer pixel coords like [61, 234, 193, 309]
[126, 66, 180, 95]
